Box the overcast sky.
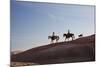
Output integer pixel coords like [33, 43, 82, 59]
[11, 0, 95, 51]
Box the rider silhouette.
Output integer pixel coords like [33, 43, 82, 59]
[52, 32, 55, 36]
[68, 30, 70, 34]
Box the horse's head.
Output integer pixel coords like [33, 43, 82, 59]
[48, 36, 51, 39]
[78, 34, 83, 37]
[63, 33, 66, 37]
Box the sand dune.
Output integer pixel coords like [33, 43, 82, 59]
[11, 34, 95, 65]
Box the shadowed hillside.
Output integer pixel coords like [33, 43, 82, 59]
[11, 34, 95, 65]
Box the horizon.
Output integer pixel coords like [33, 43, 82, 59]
[11, 1, 95, 51]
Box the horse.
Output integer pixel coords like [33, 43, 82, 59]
[63, 33, 75, 41]
[78, 34, 83, 38]
[48, 35, 59, 43]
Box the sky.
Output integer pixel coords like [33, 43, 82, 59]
[11, 0, 95, 51]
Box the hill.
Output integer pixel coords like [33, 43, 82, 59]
[11, 50, 23, 55]
[11, 34, 95, 65]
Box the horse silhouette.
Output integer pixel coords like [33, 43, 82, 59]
[48, 32, 59, 43]
[78, 34, 83, 37]
[63, 30, 75, 41]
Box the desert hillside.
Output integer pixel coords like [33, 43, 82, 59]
[11, 34, 95, 65]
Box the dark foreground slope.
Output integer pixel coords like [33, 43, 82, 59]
[11, 34, 95, 65]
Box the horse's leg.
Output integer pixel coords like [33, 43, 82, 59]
[68, 38, 69, 41]
[72, 37, 73, 40]
[56, 39, 58, 42]
[73, 36, 75, 40]
[51, 40, 53, 43]
[57, 36, 59, 43]
[56, 38, 59, 43]
[65, 38, 66, 42]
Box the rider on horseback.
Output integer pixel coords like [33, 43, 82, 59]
[48, 32, 59, 43]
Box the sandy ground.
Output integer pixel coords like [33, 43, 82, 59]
[11, 34, 95, 66]
[11, 62, 37, 67]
